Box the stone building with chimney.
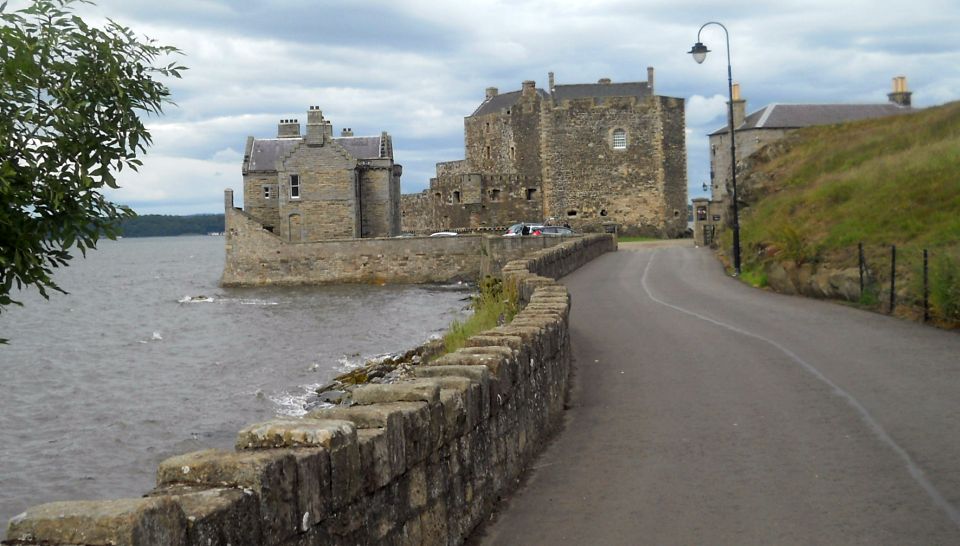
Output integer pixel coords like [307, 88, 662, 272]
[238, 106, 401, 241]
[401, 68, 688, 238]
[694, 77, 913, 245]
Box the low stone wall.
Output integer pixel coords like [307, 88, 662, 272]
[222, 207, 483, 286]
[223, 203, 591, 286]
[4, 235, 616, 546]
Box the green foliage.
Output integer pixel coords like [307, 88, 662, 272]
[0, 0, 185, 319]
[118, 214, 224, 237]
[930, 252, 960, 321]
[738, 265, 767, 288]
[442, 276, 519, 353]
[774, 224, 819, 265]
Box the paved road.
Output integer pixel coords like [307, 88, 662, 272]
[473, 242, 960, 545]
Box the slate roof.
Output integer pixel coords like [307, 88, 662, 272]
[552, 82, 651, 102]
[246, 135, 388, 172]
[472, 89, 549, 116]
[334, 136, 386, 160]
[471, 81, 652, 117]
[710, 103, 911, 136]
[246, 139, 297, 172]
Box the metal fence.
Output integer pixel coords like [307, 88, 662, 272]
[857, 243, 959, 324]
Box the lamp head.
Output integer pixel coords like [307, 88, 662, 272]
[688, 42, 710, 64]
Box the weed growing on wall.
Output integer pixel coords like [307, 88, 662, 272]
[443, 276, 519, 353]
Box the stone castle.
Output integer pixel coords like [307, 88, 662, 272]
[240, 106, 402, 241]
[232, 69, 688, 243]
[402, 68, 688, 237]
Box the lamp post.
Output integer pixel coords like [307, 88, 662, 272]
[689, 22, 741, 275]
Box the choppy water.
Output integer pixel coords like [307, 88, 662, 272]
[0, 236, 469, 534]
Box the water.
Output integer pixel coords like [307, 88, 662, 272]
[0, 236, 469, 534]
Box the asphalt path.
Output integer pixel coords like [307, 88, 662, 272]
[472, 242, 960, 545]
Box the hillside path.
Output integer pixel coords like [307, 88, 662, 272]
[471, 241, 960, 545]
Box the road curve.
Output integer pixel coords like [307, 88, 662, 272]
[471, 243, 960, 545]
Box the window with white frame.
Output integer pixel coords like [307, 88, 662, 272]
[289, 174, 301, 199]
[263, 186, 271, 199]
[612, 129, 627, 150]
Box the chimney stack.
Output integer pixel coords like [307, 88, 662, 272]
[305, 106, 330, 145]
[341, 127, 353, 137]
[521, 80, 536, 97]
[647, 66, 655, 93]
[597, 78, 612, 85]
[277, 118, 300, 139]
[485, 87, 498, 99]
[548, 71, 555, 92]
[888, 76, 912, 107]
[729, 83, 746, 129]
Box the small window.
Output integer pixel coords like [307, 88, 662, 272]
[263, 186, 271, 199]
[612, 129, 627, 150]
[485, 146, 491, 159]
[434, 192, 442, 200]
[453, 190, 461, 203]
[289, 174, 301, 199]
[567, 210, 578, 217]
[490, 189, 501, 201]
[526, 188, 537, 201]
[600, 209, 608, 217]
[509, 146, 516, 159]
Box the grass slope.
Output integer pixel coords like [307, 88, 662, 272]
[727, 100, 960, 321]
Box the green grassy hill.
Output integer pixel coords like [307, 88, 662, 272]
[725, 100, 960, 325]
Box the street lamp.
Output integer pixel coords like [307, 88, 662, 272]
[689, 22, 741, 275]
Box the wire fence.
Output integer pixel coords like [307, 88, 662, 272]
[856, 243, 960, 325]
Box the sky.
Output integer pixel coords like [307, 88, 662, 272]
[13, 0, 960, 215]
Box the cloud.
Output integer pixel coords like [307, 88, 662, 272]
[5, 0, 955, 214]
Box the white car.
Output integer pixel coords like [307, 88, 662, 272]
[429, 231, 458, 237]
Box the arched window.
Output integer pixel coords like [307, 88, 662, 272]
[612, 129, 627, 150]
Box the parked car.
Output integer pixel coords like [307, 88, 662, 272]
[504, 222, 544, 236]
[533, 225, 575, 236]
[429, 231, 458, 237]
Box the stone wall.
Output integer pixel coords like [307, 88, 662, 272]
[222, 203, 482, 286]
[541, 95, 687, 236]
[224, 190, 596, 286]
[4, 235, 617, 546]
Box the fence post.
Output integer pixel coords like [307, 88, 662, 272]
[923, 248, 930, 322]
[889, 245, 896, 314]
[858, 242, 865, 298]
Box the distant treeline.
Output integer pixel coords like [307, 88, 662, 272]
[117, 214, 225, 237]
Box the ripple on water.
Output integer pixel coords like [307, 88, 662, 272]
[0, 236, 470, 536]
